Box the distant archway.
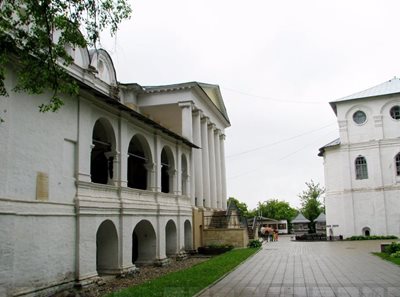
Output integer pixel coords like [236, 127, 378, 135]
[132, 220, 156, 264]
[362, 227, 371, 237]
[184, 220, 192, 250]
[96, 220, 119, 274]
[165, 220, 177, 257]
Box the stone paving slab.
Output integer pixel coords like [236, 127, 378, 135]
[197, 236, 400, 297]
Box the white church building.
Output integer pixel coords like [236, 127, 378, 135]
[319, 78, 400, 238]
[0, 46, 230, 296]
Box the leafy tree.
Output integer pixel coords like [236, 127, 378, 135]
[0, 0, 132, 113]
[227, 197, 255, 218]
[257, 199, 297, 221]
[298, 180, 325, 233]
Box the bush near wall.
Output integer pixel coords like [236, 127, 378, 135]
[384, 242, 400, 258]
[198, 244, 234, 255]
[248, 239, 262, 248]
[345, 235, 398, 241]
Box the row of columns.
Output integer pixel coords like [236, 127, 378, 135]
[180, 102, 227, 210]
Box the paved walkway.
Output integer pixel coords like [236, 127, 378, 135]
[198, 236, 400, 297]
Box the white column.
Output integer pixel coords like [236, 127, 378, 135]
[77, 99, 92, 182]
[220, 133, 227, 210]
[201, 116, 210, 208]
[192, 110, 203, 207]
[119, 118, 128, 188]
[214, 129, 222, 209]
[145, 162, 156, 191]
[179, 102, 193, 142]
[154, 133, 162, 192]
[168, 168, 178, 195]
[208, 123, 217, 208]
[176, 144, 182, 195]
[190, 153, 195, 205]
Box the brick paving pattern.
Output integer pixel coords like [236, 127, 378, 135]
[197, 235, 400, 297]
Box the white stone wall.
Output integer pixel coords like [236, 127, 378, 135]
[0, 67, 195, 296]
[324, 94, 400, 238]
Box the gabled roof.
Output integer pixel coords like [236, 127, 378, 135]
[292, 213, 310, 224]
[141, 81, 230, 125]
[318, 138, 341, 157]
[329, 77, 400, 114]
[314, 213, 326, 223]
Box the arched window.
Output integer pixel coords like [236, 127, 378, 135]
[395, 153, 400, 176]
[355, 156, 368, 180]
[127, 135, 148, 190]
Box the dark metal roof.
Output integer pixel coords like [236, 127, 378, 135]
[318, 138, 340, 157]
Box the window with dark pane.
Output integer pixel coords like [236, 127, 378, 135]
[355, 156, 368, 180]
[390, 106, 400, 120]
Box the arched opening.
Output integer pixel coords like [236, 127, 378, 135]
[181, 154, 188, 195]
[128, 135, 149, 190]
[362, 227, 371, 237]
[184, 220, 192, 250]
[91, 119, 115, 184]
[96, 220, 119, 274]
[132, 232, 138, 263]
[132, 220, 156, 265]
[165, 220, 177, 257]
[161, 147, 174, 193]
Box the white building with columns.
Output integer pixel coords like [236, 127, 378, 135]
[319, 78, 400, 238]
[0, 45, 230, 296]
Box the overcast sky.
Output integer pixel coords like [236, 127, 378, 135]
[101, 0, 400, 210]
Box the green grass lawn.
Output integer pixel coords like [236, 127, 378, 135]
[373, 252, 400, 266]
[107, 248, 259, 297]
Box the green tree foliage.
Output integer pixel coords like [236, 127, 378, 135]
[227, 197, 255, 218]
[258, 199, 297, 221]
[0, 0, 132, 112]
[298, 180, 325, 233]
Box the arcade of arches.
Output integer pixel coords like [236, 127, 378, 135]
[90, 118, 188, 196]
[96, 219, 193, 274]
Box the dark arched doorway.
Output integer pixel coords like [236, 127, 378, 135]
[165, 220, 177, 257]
[132, 220, 156, 265]
[184, 220, 192, 250]
[96, 220, 119, 274]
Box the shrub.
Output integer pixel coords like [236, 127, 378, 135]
[248, 239, 262, 248]
[346, 235, 398, 241]
[385, 242, 400, 254]
[197, 243, 234, 255]
[390, 251, 400, 258]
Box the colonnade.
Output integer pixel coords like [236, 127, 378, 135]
[180, 103, 227, 210]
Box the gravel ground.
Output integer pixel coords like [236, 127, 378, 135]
[57, 257, 209, 297]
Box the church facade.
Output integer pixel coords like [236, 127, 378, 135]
[319, 78, 400, 238]
[0, 46, 230, 296]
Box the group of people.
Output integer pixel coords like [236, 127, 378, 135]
[260, 225, 279, 242]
